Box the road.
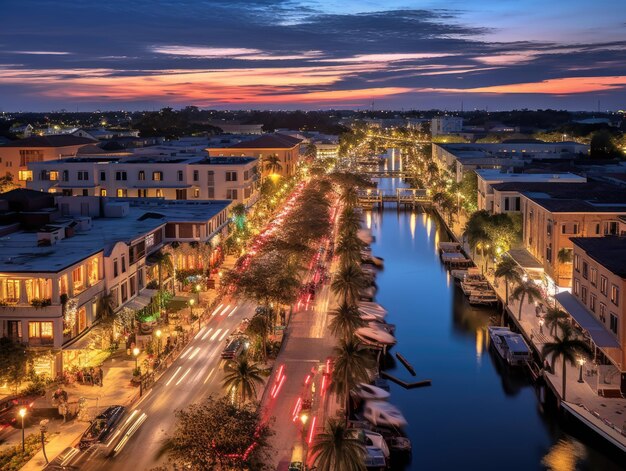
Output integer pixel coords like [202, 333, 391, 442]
[48, 299, 255, 471]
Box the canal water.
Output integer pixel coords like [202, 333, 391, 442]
[366, 153, 623, 470]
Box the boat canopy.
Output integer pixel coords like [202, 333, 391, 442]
[503, 334, 530, 354]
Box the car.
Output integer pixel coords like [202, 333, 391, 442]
[221, 337, 245, 359]
[288, 462, 303, 471]
[78, 405, 126, 450]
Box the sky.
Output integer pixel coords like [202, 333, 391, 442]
[1, 0, 625, 111]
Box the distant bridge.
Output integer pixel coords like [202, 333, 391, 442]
[358, 188, 431, 208]
[359, 170, 412, 178]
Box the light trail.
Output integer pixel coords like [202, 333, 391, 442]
[210, 328, 222, 341]
[211, 303, 224, 316]
[219, 329, 230, 341]
[188, 347, 201, 360]
[113, 412, 148, 455]
[201, 327, 214, 340]
[165, 366, 182, 386]
[203, 367, 216, 385]
[176, 367, 192, 385]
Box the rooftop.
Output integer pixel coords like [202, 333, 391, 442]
[571, 236, 626, 278]
[476, 169, 586, 183]
[1, 135, 97, 148]
[224, 133, 302, 149]
[521, 182, 626, 213]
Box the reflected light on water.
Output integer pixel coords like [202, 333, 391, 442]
[366, 210, 372, 229]
[542, 438, 587, 471]
[426, 215, 432, 241]
[410, 212, 416, 240]
[475, 328, 483, 363]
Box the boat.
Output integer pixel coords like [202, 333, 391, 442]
[487, 326, 532, 366]
[438, 241, 462, 253]
[358, 302, 387, 315]
[450, 269, 468, 281]
[368, 321, 395, 335]
[359, 310, 385, 321]
[363, 400, 408, 427]
[440, 252, 472, 267]
[356, 327, 397, 346]
[347, 429, 390, 458]
[468, 291, 499, 305]
[385, 435, 412, 453]
[352, 382, 391, 401]
[364, 446, 387, 469]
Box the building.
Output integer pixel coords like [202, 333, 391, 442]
[209, 122, 263, 135]
[520, 183, 626, 290]
[0, 192, 232, 377]
[555, 236, 626, 396]
[315, 142, 340, 159]
[431, 117, 463, 136]
[26, 155, 259, 205]
[208, 133, 302, 178]
[433, 141, 590, 182]
[9, 124, 33, 138]
[0, 135, 97, 185]
[476, 169, 587, 213]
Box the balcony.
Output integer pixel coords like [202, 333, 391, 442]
[29, 337, 55, 347]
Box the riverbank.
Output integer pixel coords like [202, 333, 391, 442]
[433, 203, 626, 455]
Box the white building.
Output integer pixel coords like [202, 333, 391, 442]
[431, 117, 463, 136]
[476, 169, 587, 213]
[26, 155, 259, 205]
[315, 142, 340, 159]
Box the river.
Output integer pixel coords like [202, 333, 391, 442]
[364, 151, 623, 470]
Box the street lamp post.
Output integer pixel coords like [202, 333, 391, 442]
[19, 408, 26, 453]
[155, 329, 162, 356]
[539, 319, 544, 334]
[133, 347, 140, 370]
[195, 284, 201, 304]
[188, 298, 195, 326]
[40, 419, 49, 464]
[133, 347, 142, 396]
[578, 357, 586, 383]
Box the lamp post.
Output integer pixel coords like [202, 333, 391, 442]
[133, 347, 140, 371]
[19, 408, 26, 453]
[539, 319, 544, 334]
[155, 329, 162, 356]
[188, 298, 195, 324]
[133, 347, 142, 396]
[40, 419, 49, 464]
[195, 284, 201, 304]
[578, 357, 586, 383]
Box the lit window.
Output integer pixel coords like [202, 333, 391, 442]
[117, 189, 124, 197]
[18, 170, 33, 181]
[49, 171, 59, 181]
[194, 188, 200, 198]
[145, 233, 155, 248]
[100, 189, 107, 197]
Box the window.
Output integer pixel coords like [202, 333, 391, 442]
[226, 171, 237, 182]
[226, 189, 238, 200]
[121, 255, 126, 273]
[514, 197, 521, 211]
[138, 170, 145, 181]
[130, 275, 136, 297]
[62, 170, 69, 181]
[193, 170, 199, 182]
[546, 222, 552, 236]
[573, 279, 580, 296]
[121, 282, 128, 302]
[177, 170, 183, 181]
[605, 221, 619, 236]
[546, 245, 552, 263]
[244, 170, 250, 180]
[18, 170, 33, 181]
[574, 254, 580, 272]
[153, 171, 163, 181]
[77, 171, 89, 180]
[82, 189, 88, 196]
[590, 294, 596, 313]
[145, 233, 155, 248]
[116, 189, 126, 197]
[600, 275, 608, 296]
[582, 261, 588, 280]
[610, 284, 619, 306]
[28, 321, 53, 344]
[156, 189, 163, 197]
[599, 303, 607, 323]
[581, 285, 587, 304]
[72, 266, 85, 292]
[207, 170, 215, 185]
[113, 258, 119, 278]
[609, 313, 618, 335]
[100, 189, 107, 197]
[207, 187, 215, 198]
[595, 223, 600, 235]
[116, 171, 127, 181]
[49, 171, 58, 181]
[100, 171, 106, 181]
[562, 223, 578, 235]
[590, 267, 597, 287]
[194, 188, 200, 198]
[19, 149, 44, 166]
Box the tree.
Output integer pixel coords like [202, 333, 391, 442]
[338, 207, 362, 237]
[331, 338, 374, 421]
[544, 307, 569, 337]
[246, 315, 270, 361]
[311, 419, 366, 471]
[335, 234, 364, 268]
[557, 248, 573, 264]
[222, 356, 265, 407]
[494, 256, 521, 313]
[0, 174, 18, 194]
[263, 154, 283, 175]
[329, 303, 366, 342]
[0, 337, 28, 393]
[151, 250, 173, 293]
[160, 395, 273, 470]
[510, 281, 543, 321]
[542, 322, 593, 401]
[340, 187, 359, 208]
[331, 263, 367, 306]
[96, 292, 116, 348]
[590, 130, 621, 159]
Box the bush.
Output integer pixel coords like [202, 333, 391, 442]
[0, 432, 56, 471]
[146, 280, 159, 289]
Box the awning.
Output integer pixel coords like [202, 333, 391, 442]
[507, 248, 543, 271]
[63, 326, 100, 350]
[555, 291, 621, 348]
[123, 292, 153, 311]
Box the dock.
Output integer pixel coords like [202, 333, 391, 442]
[380, 371, 431, 389]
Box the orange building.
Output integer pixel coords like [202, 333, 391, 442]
[208, 133, 301, 178]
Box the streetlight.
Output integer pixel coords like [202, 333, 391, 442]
[578, 357, 586, 383]
[133, 347, 140, 371]
[195, 283, 201, 304]
[155, 329, 162, 356]
[19, 408, 26, 453]
[40, 419, 49, 464]
[539, 319, 544, 334]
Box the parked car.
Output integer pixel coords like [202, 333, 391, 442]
[78, 405, 126, 450]
[221, 337, 245, 359]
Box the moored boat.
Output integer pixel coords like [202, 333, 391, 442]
[487, 326, 532, 366]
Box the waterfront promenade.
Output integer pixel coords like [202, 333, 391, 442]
[444, 209, 626, 453]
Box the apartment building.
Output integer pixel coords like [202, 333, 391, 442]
[475, 169, 586, 214]
[0, 191, 232, 377]
[555, 237, 626, 396]
[208, 133, 302, 178]
[26, 155, 259, 205]
[0, 135, 97, 185]
[520, 183, 626, 289]
[431, 116, 463, 136]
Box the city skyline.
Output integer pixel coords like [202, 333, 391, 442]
[1, 0, 626, 111]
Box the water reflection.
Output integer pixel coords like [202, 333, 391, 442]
[409, 212, 416, 240]
[542, 438, 587, 471]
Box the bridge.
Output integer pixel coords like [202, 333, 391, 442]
[359, 170, 412, 178]
[358, 188, 431, 208]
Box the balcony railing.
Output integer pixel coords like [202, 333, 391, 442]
[29, 337, 54, 347]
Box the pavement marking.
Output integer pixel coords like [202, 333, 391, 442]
[218, 304, 231, 316]
[211, 303, 224, 316]
[210, 328, 222, 341]
[201, 327, 214, 340]
[196, 326, 207, 339]
[227, 306, 238, 317]
[113, 412, 147, 455]
[203, 367, 216, 385]
[166, 366, 182, 386]
[176, 367, 192, 385]
[218, 329, 230, 341]
[188, 346, 201, 360]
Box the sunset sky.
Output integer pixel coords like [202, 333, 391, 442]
[1, 0, 625, 111]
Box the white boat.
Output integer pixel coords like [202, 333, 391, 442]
[469, 291, 499, 305]
[368, 321, 395, 335]
[363, 400, 407, 428]
[358, 302, 387, 315]
[352, 382, 391, 401]
[364, 446, 387, 469]
[450, 269, 468, 281]
[346, 429, 390, 458]
[487, 326, 532, 366]
[438, 241, 461, 253]
[356, 327, 397, 346]
[359, 310, 384, 321]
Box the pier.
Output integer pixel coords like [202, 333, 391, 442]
[358, 188, 431, 208]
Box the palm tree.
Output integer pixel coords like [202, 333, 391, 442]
[96, 292, 116, 348]
[151, 250, 173, 294]
[544, 307, 569, 337]
[311, 419, 366, 471]
[510, 280, 543, 321]
[335, 234, 363, 268]
[340, 187, 359, 208]
[329, 303, 366, 342]
[542, 322, 593, 401]
[222, 356, 265, 407]
[338, 207, 362, 237]
[494, 256, 521, 312]
[263, 154, 283, 175]
[246, 314, 269, 362]
[331, 338, 374, 421]
[331, 263, 367, 306]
